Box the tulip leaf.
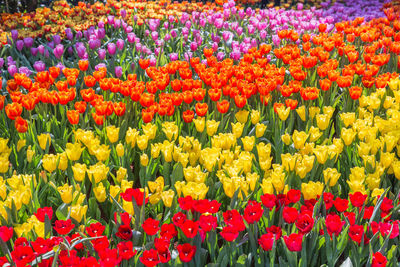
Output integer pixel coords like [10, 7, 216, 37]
[55, 203, 68, 221]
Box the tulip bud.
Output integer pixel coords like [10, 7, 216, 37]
[140, 154, 149, 166]
[116, 143, 124, 157]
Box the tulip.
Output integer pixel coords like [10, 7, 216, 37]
[93, 183, 107, 203]
[38, 133, 51, 151]
[42, 154, 57, 173]
[106, 126, 120, 143]
[140, 154, 149, 166]
[116, 143, 124, 157]
[57, 184, 73, 204]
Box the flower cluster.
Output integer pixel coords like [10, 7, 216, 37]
[0, 0, 399, 266]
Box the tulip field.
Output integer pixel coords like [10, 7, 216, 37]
[1, 0, 400, 266]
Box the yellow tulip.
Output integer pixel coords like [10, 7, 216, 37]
[93, 183, 107, 203]
[231, 122, 244, 139]
[57, 184, 73, 204]
[162, 122, 179, 141]
[388, 77, 399, 91]
[143, 123, 157, 140]
[281, 153, 297, 172]
[121, 180, 133, 192]
[69, 205, 87, 223]
[235, 110, 249, 124]
[341, 128, 357, 146]
[57, 152, 68, 171]
[72, 163, 87, 182]
[116, 143, 124, 157]
[281, 133, 291, 145]
[241, 136, 255, 151]
[116, 167, 127, 183]
[88, 162, 109, 184]
[292, 130, 308, 150]
[151, 143, 161, 158]
[296, 105, 306, 121]
[277, 106, 290, 121]
[0, 156, 8, 174]
[106, 125, 120, 143]
[94, 145, 111, 162]
[148, 176, 164, 193]
[261, 178, 274, 194]
[38, 133, 51, 150]
[206, 120, 220, 136]
[137, 135, 149, 151]
[380, 152, 394, 169]
[17, 139, 26, 152]
[161, 141, 174, 162]
[140, 153, 149, 166]
[250, 110, 260, 124]
[27, 146, 34, 163]
[246, 172, 259, 191]
[110, 185, 120, 199]
[313, 146, 329, 164]
[340, 113, 356, 127]
[149, 193, 161, 205]
[316, 114, 330, 130]
[256, 142, 271, 159]
[125, 128, 139, 148]
[323, 168, 341, 187]
[193, 117, 205, 132]
[0, 138, 8, 154]
[123, 200, 134, 215]
[161, 190, 174, 207]
[301, 181, 323, 200]
[323, 106, 335, 118]
[308, 107, 320, 119]
[255, 123, 267, 138]
[42, 154, 57, 173]
[65, 143, 84, 161]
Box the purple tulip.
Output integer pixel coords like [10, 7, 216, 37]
[16, 40, 24, 51]
[171, 30, 177, 38]
[11, 30, 18, 41]
[19, 67, 32, 77]
[53, 35, 61, 45]
[76, 31, 83, 39]
[115, 66, 123, 78]
[97, 49, 106, 60]
[163, 22, 169, 30]
[33, 61, 46, 72]
[164, 34, 171, 41]
[170, 53, 178, 61]
[120, 9, 127, 18]
[127, 33, 136, 44]
[97, 28, 106, 39]
[8, 65, 17, 77]
[95, 63, 107, 71]
[108, 16, 115, 25]
[190, 42, 198, 52]
[214, 18, 223, 29]
[217, 52, 225, 61]
[0, 58, 4, 68]
[116, 39, 124, 50]
[53, 44, 64, 59]
[88, 38, 100, 50]
[107, 43, 117, 55]
[151, 32, 159, 42]
[23, 37, 34, 48]
[149, 57, 157, 67]
[115, 19, 121, 29]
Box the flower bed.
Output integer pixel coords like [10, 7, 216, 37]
[0, 0, 400, 266]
